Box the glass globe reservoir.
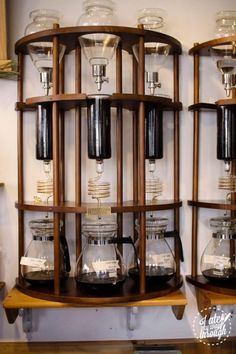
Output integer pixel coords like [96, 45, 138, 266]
[77, 0, 120, 91]
[132, 8, 171, 95]
[25, 9, 66, 95]
[210, 11, 236, 97]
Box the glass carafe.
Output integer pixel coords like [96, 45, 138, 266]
[21, 218, 70, 285]
[75, 219, 126, 290]
[201, 217, 236, 286]
[129, 216, 176, 284]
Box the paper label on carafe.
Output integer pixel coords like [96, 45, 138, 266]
[20, 256, 46, 269]
[203, 255, 230, 270]
[92, 260, 120, 278]
[150, 253, 173, 268]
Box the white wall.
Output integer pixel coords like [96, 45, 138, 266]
[0, 0, 236, 342]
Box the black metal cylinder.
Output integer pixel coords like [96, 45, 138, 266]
[217, 105, 236, 161]
[87, 95, 111, 160]
[36, 104, 52, 161]
[145, 105, 163, 160]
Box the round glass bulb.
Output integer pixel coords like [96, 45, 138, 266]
[25, 9, 66, 95]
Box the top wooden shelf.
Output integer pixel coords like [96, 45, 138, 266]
[189, 35, 236, 56]
[216, 98, 236, 106]
[15, 26, 182, 55]
[17, 93, 182, 112]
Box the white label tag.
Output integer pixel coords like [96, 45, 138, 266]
[150, 253, 173, 268]
[203, 255, 230, 270]
[92, 260, 120, 278]
[20, 256, 46, 269]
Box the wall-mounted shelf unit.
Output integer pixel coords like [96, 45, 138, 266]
[10, 25, 184, 310]
[3, 287, 187, 325]
[187, 37, 236, 310]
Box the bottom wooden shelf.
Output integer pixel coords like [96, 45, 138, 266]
[15, 276, 184, 304]
[186, 274, 236, 317]
[186, 275, 236, 296]
[3, 285, 187, 324]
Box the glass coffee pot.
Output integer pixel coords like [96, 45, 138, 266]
[129, 216, 176, 284]
[201, 216, 236, 286]
[75, 218, 126, 290]
[21, 218, 70, 285]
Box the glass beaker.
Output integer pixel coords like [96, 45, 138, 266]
[201, 216, 236, 286]
[75, 219, 126, 290]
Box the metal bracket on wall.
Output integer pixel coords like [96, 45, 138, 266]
[19, 308, 32, 333]
[127, 306, 139, 331]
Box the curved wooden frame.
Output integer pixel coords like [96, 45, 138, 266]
[16, 25, 183, 304]
[187, 35, 236, 294]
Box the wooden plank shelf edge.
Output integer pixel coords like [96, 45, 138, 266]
[188, 199, 236, 210]
[15, 200, 182, 213]
[188, 103, 217, 111]
[3, 287, 187, 324]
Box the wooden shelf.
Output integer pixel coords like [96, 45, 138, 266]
[0, 281, 5, 290]
[15, 276, 183, 304]
[186, 277, 236, 317]
[14, 94, 182, 112]
[186, 275, 236, 296]
[15, 25, 182, 55]
[188, 103, 217, 112]
[216, 98, 236, 106]
[189, 35, 236, 56]
[3, 286, 187, 324]
[188, 199, 236, 210]
[16, 200, 182, 213]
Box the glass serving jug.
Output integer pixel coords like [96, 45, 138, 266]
[129, 216, 176, 284]
[201, 216, 236, 286]
[75, 219, 126, 290]
[21, 218, 70, 285]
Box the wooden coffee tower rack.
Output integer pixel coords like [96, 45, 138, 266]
[187, 35, 236, 314]
[4, 25, 187, 323]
